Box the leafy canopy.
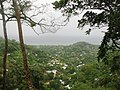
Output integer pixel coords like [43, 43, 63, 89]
[53, 0, 120, 62]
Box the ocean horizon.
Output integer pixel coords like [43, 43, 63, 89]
[7, 35, 102, 45]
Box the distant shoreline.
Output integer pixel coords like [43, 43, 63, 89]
[1, 36, 102, 45]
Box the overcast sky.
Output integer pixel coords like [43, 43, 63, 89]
[0, 0, 106, 45]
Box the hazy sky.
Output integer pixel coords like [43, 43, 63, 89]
[0, 0, 106, 45]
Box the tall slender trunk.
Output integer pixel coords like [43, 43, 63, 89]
[0, 1, 8, 90]
[12, 0, 34, 90]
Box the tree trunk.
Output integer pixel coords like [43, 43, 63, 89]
[12, 0, 34, 90]
[0, 1, 8, 90]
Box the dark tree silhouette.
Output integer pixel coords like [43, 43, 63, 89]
[12, 0, 34, 89]
[53, 0, 120, 89]
[0, 0, 8, 90]
[53, 0, 120, 61]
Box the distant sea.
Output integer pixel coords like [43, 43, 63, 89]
[7, 35, 103, 45]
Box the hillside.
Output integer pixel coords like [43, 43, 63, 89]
[0, 38, 114, 90]
[36, 42, 98, 64]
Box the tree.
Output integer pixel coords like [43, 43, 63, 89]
[53, 0, 120, 57]
[0, 0, 35, 89]
[53, 0, 120, 68]
[0, 0, 8, 90]
[0, 0, 61, 89]
[53, 0, 120, 89]
[12, 0, 34, 89]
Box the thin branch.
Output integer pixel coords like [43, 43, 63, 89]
[112, 39, 120, 49]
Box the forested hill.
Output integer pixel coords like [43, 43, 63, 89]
[36, 41, 98, 64]
[0, 37, 114, 90]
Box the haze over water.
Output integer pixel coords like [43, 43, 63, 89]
[8, 35, 102, 45]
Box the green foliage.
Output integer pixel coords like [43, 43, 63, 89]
[18, 0, 32, 12]
[53, 0, 120, 63]
[53, 0, 68, 9]
[53, 1, 120, 89]
[0, 38, 119, 90]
